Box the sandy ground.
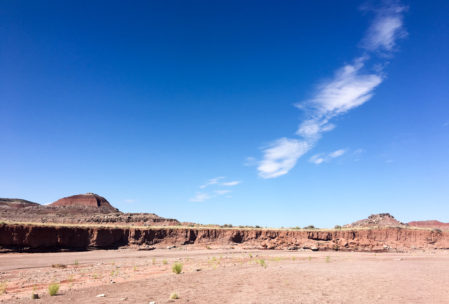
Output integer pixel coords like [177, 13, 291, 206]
[1, 248, 448, 304]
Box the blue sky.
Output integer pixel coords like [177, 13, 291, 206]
[1, 1, 448, 227]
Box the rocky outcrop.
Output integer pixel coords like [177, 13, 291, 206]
[1, 223, 448, 252]
[49, 193, 119, 213]
[345, 213, 406, 228]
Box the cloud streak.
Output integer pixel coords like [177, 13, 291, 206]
[190, 177, 241, 202]
[257, 1, 406, 178]
[309, 149, 346, 165]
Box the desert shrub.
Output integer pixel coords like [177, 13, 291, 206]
[152, 258, 156, 265]
[255, 225, 261, 229]
[432, 228, 443, 234]
[222, 224, 233, 228]
[334, 225, 342, 230]
[325, 256, 331, 263]
[292, 226, 301, 230]
[257, 259, 266, 268]
[48, 283, 59, 296]
[74, 260, 79, 266]
[172, 262, 183, 274]
[51, 264, 67, 269]
[162, 259, 168, 265]
[304, 225, 315, 229]
[170, 292, 179, 299]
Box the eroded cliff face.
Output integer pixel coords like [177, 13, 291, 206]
[1, 223, 448, 252]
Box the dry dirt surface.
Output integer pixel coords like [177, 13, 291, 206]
[1, 249, 448, 304]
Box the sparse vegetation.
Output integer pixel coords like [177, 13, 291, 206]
[52, 264, 67, 269]
[304, 225, 315, 229]
[74, 260, 79, 266]
[152, 258, 156, 265]
[256, 259, 267, 268]
[0, 282, 6, 295]
[170, 292, 179, 299]
[48, 282, 59, 296]
[222, 224, 233, 228]
[326, 256, 331, 263]
[308, 256, 312, 261]
[172, 262, 183, 274]
[334, 225, 342, 230]
[163, 259, 168, 265]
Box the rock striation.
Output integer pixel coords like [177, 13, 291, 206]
[1, 223, 448, 252]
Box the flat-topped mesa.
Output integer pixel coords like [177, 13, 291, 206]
[49, 193, 119, 213]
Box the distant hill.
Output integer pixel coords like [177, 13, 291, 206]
[0, 198, 40, 209]
[408, 220, 449, 230]
[0, 193, 180, 226]
[345, 213, 406, 228]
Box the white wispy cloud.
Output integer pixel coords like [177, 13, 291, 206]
[257, 1, 406, 178]
[222, 181, 241, 186]
[199, 176, 224, 189]
[329, 149, 346, 158]
[361, 2, 407, 53]
[258, 138, 311, 178]
[309, 149, 346, 165]
[189, 192, 212, 203]
[190, 177, 241, 202]
[215, 189, 231, 195]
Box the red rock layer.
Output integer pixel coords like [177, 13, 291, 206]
[1, 223, 448, 252]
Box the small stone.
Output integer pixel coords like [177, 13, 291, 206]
[149, 302, 156, 304]
[96, 294, 106, 297]
[120, 297, 128, 301]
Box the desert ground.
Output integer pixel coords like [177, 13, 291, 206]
[1, 248, 448, 304]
